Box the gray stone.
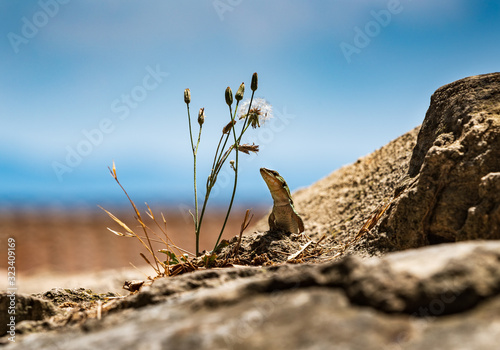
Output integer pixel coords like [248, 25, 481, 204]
[381, 72, 500, 249]
[0, 293, 56, 335]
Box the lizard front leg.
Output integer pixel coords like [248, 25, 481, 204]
[268, 211, 278, 232]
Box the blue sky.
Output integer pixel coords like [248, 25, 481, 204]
[1, 0, 499, 210]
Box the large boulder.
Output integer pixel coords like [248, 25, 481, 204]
[381, 73, 500, 249]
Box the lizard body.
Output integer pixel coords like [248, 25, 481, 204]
[260, 168, 304, 234]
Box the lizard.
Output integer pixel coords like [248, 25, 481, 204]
[260, 167, 305, 234]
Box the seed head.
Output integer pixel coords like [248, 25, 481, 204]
[235, 83, 245, 101]
[247, 108, 262, 128]
[184, 88, 191, 104]
[251, 73, 258, 91]
[238, 98, 273, 128]
[198, 108, 205, 126]
[225, 87, 233, 106]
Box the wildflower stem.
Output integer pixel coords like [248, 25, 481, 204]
[187, 104, 202, 256]
[237, 93, 255, 144]
[186, 105, 196, 154]
[193, 124, 203, 255]
[211, 134, 225, 181]
[194, 104, 234, 256]
[195, 187, 211, 256]
[214, 133, 232, 176]
[213, 91, 255, 251]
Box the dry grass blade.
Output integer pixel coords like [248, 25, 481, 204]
[106, 227, 134, 238]
[232, 209, 253, 257]
[355, 198, 393, 241]
[97, 301, 102, 320]
[331, 197, 396, 261]
[99, 206, 135, 236]
[129, 262, 151, 280]
[109, 160, 117, 179]
[145, 204, 194, 257]
[287, 241, 313, 262]
[105, 163, 162, 274]
[140, 253, 156, 271]
[101, 207, 160, 274]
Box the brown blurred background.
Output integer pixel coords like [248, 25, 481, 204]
[0, 205, 266, 293]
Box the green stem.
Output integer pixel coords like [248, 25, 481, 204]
[187, 104, 203, 256]
[186, 105, 196, 153]
[214, 132, 232, 175]
[213, 93, 255, 251]
[195, 187, 211, 254]
[210, 134, 225, 181]
[237, 93, 255, 143]
[193, 125, 202, 256]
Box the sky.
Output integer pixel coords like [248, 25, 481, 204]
[1, 0, 499, 211]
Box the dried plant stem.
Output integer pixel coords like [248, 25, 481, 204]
[232, 209, 253, 257]
[103, 164, 162, 274]
[145, 204, 193, 257]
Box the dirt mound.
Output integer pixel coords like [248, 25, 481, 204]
[246, 126, 420, 261]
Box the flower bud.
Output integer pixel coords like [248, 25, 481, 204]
[225, 87, 233, 106]
[251, 72, 258, 91]
[184, 88, 191, 104]
[198, 108, 205, 126]
[235, 83, 245, 101]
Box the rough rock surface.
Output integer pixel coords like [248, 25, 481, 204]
[381, 73, 500, 249]
[4, 241, 500, 349]
[0, 294, 56, 335]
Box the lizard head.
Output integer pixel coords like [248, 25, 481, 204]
[260, 168, 292, 204]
